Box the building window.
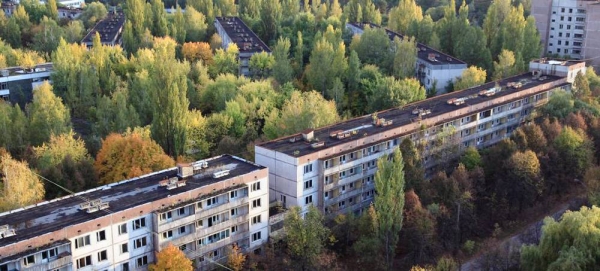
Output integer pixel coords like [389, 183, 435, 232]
[559, 24, 563, 29]
[304, 179, 313, 190]
[251, 181, 261, 191]
[231, 207, 238, 216]
[133, 218, 146, 230]
[23, 255, 35, 266]
[160, 211, 172, 221]
[252, 198, 261, 208]
[162, 230, 174, 239]
[305, 195, 313, 205]
[121, 243, 129, 254]
[207, 197, 218, 206]
[231, 225, 238, 233]
[576, 17, 585, 22]
[76, 255, 92, 269]
[339, 155, 346, 163]
[75, 235, 91, 249]
[558, 40, 562, 45]
[324, 191, 329, 198]
[41, 248, 58, 261]
[565, 49, 569, 54]
[304, 164, 313, 174]
[324, 159, 330, 168]
[97, 230, 106, 241]
[179, 226, 186, 234]
[178, 207, 186, 216]
[118, 223, 127, 235]
[197, 219, 203, 228]
[230, 190, 238, 199]
[122, 263, 130, 271]
[560, 16, 564, 20]
[98, 250, 108, 261]
[252, 215, 262, 225]
[180, 244, 187, 251]
[136, 256, 148, 268]
[134, 237, 147, 249]
[208, 215, 220, 227]
[567, 25, 571, 29]
[338, 200, 346, 208]
[252, 231, 262, 242]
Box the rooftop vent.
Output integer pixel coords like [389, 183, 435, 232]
[428, 53, 436, 62]
[302, 129, 314, 142]
[177, 160, 208, 178]
[79, 199, 109, 213]
[213, 170, 230, 178]
[478, 87, 500, 97]
[311, 141, 325, 149]
[0, 225, 15, 239]
[412, 108, 431, 116]
[159, 177, 186, 190]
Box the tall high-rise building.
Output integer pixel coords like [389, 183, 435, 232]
[532, 0, 600, 68]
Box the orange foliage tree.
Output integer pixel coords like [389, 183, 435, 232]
[182, 42, 213, 65]
[149, 243, 193, 271]
[94, 129, 175, 185]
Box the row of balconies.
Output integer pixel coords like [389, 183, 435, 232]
[21, 254, 72, 271]
[159, 213, 250, 249]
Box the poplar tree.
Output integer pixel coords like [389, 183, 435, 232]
[272, 37, 294, 85]
[284, 205, 330, 270]
[27, 82, 71, 147]
[388, 0, 423, 34]
[0, 152, 45, 212]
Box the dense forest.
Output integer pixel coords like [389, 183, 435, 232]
[1, 0, 600, 269]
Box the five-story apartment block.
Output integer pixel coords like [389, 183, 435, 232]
[0, 155, 269, 271]
[255, 60, 586, 216]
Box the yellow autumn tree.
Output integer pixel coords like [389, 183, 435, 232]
[33, 130, 90, 171]
[149, 243, 193, 271]
[227, 243, 246, 271]
[94, 127, 175, 185]
[454, 66, 487, 91]
[181, 42, 213, 65]
[0, 150, 45, 212]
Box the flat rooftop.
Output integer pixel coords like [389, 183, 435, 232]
[81, 11, 125, 44]
[0, 155, 264, 248]
[215, 17, 271, 53]
[0, 63, 53, 77]
[348, 22, 466, 66]
[259, 72, 565, 156]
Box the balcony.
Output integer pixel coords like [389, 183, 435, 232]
[160, 214, 249, 249]
[186, 232, 250, 260]
[22, 254, 72, 271]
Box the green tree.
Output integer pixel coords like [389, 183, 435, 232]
[0, 151, 45, 212]
[272, 37, 294, 85]
[33, 131, 89, 172]
[502, 150, 542, 212]
[80, 2, 108, 28]
[350, 26, 393, 73]
[522, 16, 542, 66]
[209, 44, 239, 77]
[148, 37, 190, 157]
[552, 126, 593, 179]
[521, 206, 600, 271]
[46, 0, 58, 21]
[33, 16, 64, 54]
[584, 166, 600, 206]
[453, 26, 493, 72]
[454, 66, 487, 91]
[400, 138, 425, 193]
[306, 37, 346, 95]
[27, 82, 71, 146]
[248, 51, 274, 79]
[201, 73, 248, 113]
[492, 49, 517, 80]
[460, 147, 482, 171]
[388, 0, 423, 34]
[284, 205, 331, 270]
[150, 0, 168, 37]
[63, 20, 85, 43]
[264, 90, 339, 139]
[393, 36, 417, 79]
[372, 149, 406, 269]
[573, 71, 591, 99]
[365, 76, 425, 113]
[171, 5, 186, 44]
[260, 0, 282, 43]
[541, 90, 575, 119]
[184, 6, 207, 42]
[94, 87, 141, 137]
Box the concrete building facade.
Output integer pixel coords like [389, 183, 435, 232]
[214, 17, 271, 77]
[0, 63, 53, 106]
[255, 60, 586, 216]
[532, 0, 600, 68]
[346, 22, 467, 93]
[0, 155, 269, 271]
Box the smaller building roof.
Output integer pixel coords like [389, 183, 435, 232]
[81, 10, 125, 45]
[348, 22, 466, 66]
[215, 17, 271, 53]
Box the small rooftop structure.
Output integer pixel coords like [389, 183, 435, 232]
[214, 17, 271, 54]
[81, 10, 126, 47]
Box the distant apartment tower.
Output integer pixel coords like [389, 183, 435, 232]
[214, 17, 272, 77]
[532, 0, 600, 68]
[346, 22, 468, 93]
[0, 63, 53, 106]
[255, 60, 585, 216]
[81, 10, 126, 48]
[0, 155, 270, 271]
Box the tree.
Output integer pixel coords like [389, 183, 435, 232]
[365, 76, 425, 113]
[181, 42, 213, 65]
[95, 129, 175, 185]
[573, 71, 591, 99]
[522, 16, 542, 66]
[149, 243, 193, 271]
[45, 0, 58, 21]
[148, 37, 191, 157]
[80, 2, 108, 28]
[541, 90, 575, 119]
[402, 190, 437, 265]
[27, 82, 71, 146]
[492, 49, 517, 80]
[284, 205, 330, 270]
[209, 44, 239, 77]
[373, 148, 405, 269]
[249, 51, 274, 79]
[306, 37, 346, 95]
[184, 6, 207, 42]
[264, 90, 340, 139]
[345, 50, 362, 94]
[260, 0, 282, 42]
[521, 206, 600, 271]
[227, 243, 246, 271]
[63, 20, 84, 43]
[502, 150, 542, 212]
[150, 0, 169, 37]
[350, 26, 393, 73]
[33, 131, 89, 172]
[454, 26, 493, 73]
[32, 16, 64, 54]
[272, 37, 293, 85]
[201, 73, 248, 113]
[393, 36, 417, 79]
[584, 166, 600, 206]
[0, 102, 28, 154]
[454, 66, 487, 91]
[388, 0, 423, 34]
[460, 147, 482, 171]
[552, 126, 593, 179]
[0, 151, 45, 212]
[170, 5, 186, 44]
